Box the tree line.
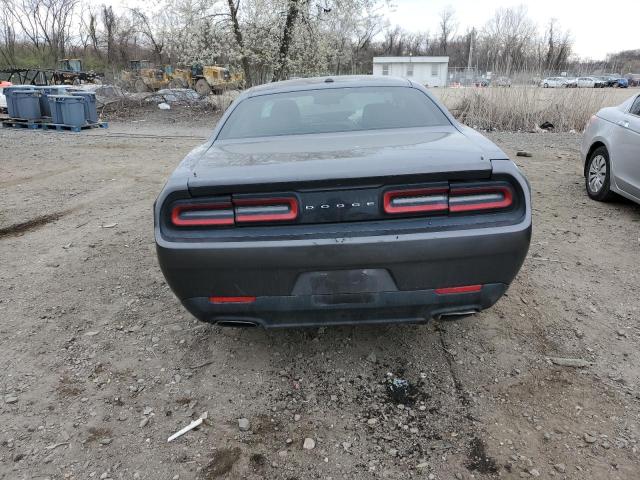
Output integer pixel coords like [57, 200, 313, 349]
[0, 0, 635, 86]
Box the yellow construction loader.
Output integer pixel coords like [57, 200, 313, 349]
[119, 60, 171, 92]
[168, 64, 244, 95]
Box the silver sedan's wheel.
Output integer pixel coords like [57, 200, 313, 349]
[588, 154, 606, 193]
[585, 146, 613, 201]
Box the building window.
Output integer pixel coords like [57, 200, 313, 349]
[382, 64, 389, 76]
[431, 64, 438, 77]
[407, 64, 413, 77]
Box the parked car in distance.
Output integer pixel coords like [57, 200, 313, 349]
[541, 77, 567, 88]
[563, 77, 578, 88]
[626, 74, 640, 87]
[577, 76, 605, 88]
[474, 78, 489, 87]
[155, 76, 532, 328]
[493, 76, 512, 87]
[582, 92, 640, 204]
[612, 77, 629, 88]
[598, 75, 629, 88]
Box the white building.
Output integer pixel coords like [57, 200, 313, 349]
[372, 56, 449, 87]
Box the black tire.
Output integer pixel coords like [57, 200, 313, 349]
[134, 79, 148, 93]
[195, 79, 211, 96]
[585, 146, 615, 201]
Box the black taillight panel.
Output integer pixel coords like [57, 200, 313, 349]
[165, 179, 521, 231]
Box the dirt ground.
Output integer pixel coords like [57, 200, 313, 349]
[1, 111, 639, 480]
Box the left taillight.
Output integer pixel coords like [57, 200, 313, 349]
[171, 202, 234, 227]
[170, 196, 299, 227]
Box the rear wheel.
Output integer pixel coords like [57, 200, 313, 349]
[543, 83, 548, 88]
[134, 79, 148, 93]
[585, 146, 614, 201]
[195, 79, 211, 96]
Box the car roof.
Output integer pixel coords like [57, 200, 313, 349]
[245, 75, 411, 97]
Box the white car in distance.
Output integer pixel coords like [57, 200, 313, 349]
[577, 77, 603, 88]
[540, 77, 567, 88]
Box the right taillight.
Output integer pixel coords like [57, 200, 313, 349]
[449, 185, 513, 213]
[383, 182, 515, 217]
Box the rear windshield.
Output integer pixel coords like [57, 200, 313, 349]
[217, 86, 450, 140]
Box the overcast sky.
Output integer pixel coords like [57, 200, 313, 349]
[383, 0, 637, 60]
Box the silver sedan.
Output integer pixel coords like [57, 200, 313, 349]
[582, 93, 640, 203]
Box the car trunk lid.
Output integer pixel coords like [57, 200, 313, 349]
[188, 127, 492, 196]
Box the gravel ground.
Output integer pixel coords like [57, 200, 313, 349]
[1, 113, 639, 480]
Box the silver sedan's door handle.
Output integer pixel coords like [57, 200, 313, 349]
[618, 120, 630, 128]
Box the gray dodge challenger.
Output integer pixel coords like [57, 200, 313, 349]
[155, 76, 531, 328]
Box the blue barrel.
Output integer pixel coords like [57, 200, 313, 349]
[70, 91, 98, 123]
[48, 95, 64, 124]
[38, 86, 68, 117]
[4, 85, 36, 118]
[53, 95, 87, 127]
[13, 90, 42, 120]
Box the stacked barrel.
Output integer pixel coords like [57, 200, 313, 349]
[4, 85, 98, 127]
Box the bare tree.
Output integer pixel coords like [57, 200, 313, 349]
[226, 0, 251, 84]
[130, 8, 166, 63]
[272, 0, 302, 81]
[438, 6, 456, 55]
[8, 0, 78, 64]
[0, 5, 18, 65]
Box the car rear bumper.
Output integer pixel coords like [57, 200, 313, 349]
[182, 283, 508, 328]
[156, 220, 531, 327]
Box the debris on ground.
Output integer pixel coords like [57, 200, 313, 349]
[167, 412, 208, 442]
[303, 438, 316, 450]
[150, 89, 201, 104]
[386, 377, 413, 404]
[516, 151, 533, 157]
[238, 418, 250, 431]
[549, 357, 593, 368]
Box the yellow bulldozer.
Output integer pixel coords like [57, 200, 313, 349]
[119, 60, 171, 92]
[168, 64, 244, 95]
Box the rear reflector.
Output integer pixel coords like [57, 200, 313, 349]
[435, 285, 482, 294]
[171, 203, 234, 226]
[209, 296, 256, 304]
[383, 187, 449, 214]
[449, 185, 513, 213]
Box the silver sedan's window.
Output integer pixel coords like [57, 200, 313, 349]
[218, 87, 450, 140]
[630, 96, 640, 116]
